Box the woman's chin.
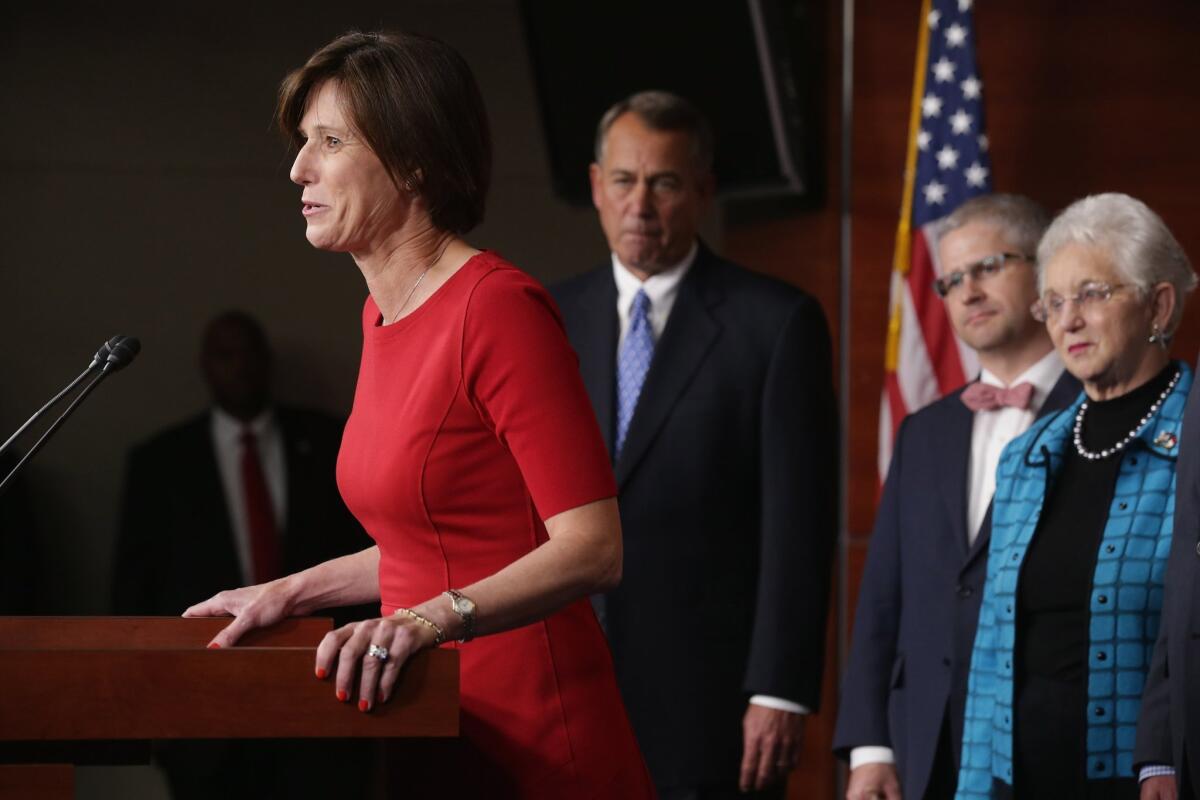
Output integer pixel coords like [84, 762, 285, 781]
[1064, 358, 1104, 388]
[1062, 346, 1099, 374]
[304, 229, 346, 253]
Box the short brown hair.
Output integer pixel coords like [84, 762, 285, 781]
[594, 90, 714, 173]
[277, 31, 492, 234]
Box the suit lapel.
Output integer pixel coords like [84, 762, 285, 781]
[940, 392, 975, 560]
[963, 368, 1081, 566]
[191, 418, 233, 533]
[965, 499, 992, 565]
[573, 270, 619, 456]
[615, 253, 721, 487]
[1040, 369, 1083, 416]
[190, 417, 241, 579]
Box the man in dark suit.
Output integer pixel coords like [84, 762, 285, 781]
[551, 90, 837, 799]
[113, 310, 372, 799]
[114, 310, 370, 615]
[833, 195, 1080, 800]
[1136, 353, 1200, 799]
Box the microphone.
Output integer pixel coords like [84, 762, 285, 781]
[98, 335, 141, 373]
[0, 335, 141, 494]
[87, 335, 141, 373]
[87, 337, 116, 370]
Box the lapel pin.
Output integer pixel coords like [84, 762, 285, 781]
[1154, 430, 1178, 450]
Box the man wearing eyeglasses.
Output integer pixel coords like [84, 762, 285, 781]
[835, 194, 1080, 800]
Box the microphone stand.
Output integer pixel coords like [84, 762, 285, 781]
[0, 365, 98, 461]
[0, 336, 139, 496]
[0, 369, 111, 495]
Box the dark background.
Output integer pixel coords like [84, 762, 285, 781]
[521, 0, 820, 204]
[3, 1, 1200, 797]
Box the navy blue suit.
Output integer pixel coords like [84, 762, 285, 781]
[833, 372, 1079, 799]
[1137, 356, 1200, 799]
[552, 245, 838, 790]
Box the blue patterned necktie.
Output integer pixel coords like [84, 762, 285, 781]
[616, 289, 655, 458]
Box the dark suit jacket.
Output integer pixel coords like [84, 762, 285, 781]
[1137, 357, 1200, 798]
[113, 405, 373, 617]
[832, 371, 1080, 799]
[551, 244, 838, 787]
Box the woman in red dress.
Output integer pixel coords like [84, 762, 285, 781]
[184, 31, 654, 798]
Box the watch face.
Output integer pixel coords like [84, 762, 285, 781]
[456, 596, 476, 616]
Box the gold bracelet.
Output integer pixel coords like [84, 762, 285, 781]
[393, 607, 445, 646]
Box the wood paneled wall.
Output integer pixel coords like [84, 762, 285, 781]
[725, 2, 1200, 797]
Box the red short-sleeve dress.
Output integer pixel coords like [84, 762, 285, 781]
[336, 251, 654, 798]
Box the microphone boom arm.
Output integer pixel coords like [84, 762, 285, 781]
[0, 364, 97, 462]
[0, 335, 140, 495]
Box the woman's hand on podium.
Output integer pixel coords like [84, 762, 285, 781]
[182, 579, 294, 648]
[181, 549, 383, 650]
[314, 613, 442, 712]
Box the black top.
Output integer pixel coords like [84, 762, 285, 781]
[1019, 363, 1177, 680]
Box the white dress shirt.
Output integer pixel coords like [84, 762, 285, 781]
[210, 407, 287, 585]
[850, 348, 1065, 770]
[611, 242, 697, 348]
[965, 349, 1064, 545]
[612, 242, 809, 717]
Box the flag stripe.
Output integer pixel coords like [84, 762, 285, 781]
[908, 227, 967, 394]
[894, 281, 940, 412]
[878, 0, 993, 483]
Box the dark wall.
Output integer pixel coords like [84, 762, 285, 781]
[848, 0, 1200, 569]
[725, 1, 1200, 796]
[0, 1, 620, 615]
[7, 1, 1197, 797]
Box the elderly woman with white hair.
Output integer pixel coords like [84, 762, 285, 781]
[954, 193, 1197, 800]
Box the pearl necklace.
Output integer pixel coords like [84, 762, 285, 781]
[1073, 368, 1181, 461]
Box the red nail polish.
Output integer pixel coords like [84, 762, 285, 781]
[315, 667, 327, 679]
[336, 689, 348, 702]
[207, 642, 221, 649]
[378, 690, 386, 704]
[358, 699, 369, 712]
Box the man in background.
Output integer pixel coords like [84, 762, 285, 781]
[834, 195, 1079, 799]
[552, 90, 838, 799]
[114, 310, 370, 614]
[113, 309, 372, 799]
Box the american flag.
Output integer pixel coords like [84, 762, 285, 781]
[879, 0, 993, 479]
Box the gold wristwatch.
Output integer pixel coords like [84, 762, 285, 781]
[443, 589, 477, 643]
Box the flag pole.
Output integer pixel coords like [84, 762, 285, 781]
[885, 0, 933, 375]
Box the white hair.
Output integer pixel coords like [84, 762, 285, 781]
[1037, 192, 1197, 334]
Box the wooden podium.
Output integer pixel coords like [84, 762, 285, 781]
[0, 616, 459, 798]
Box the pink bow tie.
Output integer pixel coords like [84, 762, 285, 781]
[960, 381, 1034, 412]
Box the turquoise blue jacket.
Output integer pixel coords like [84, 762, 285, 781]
[955, 363, 1192, 798]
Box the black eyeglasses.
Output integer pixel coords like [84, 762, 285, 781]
[933, 252, 1034, 299]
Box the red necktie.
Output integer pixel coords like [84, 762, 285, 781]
[960, 381, 1034, 412]
[240, 429, 281, 584]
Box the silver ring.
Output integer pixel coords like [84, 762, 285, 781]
[366, 644, 389, 662]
